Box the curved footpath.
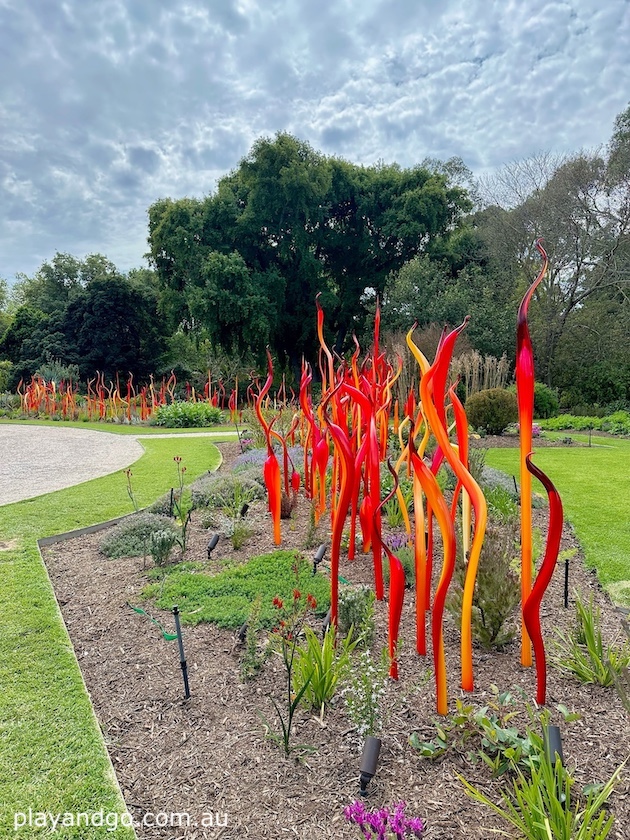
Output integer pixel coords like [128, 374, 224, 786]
[0, 425, 227, 506]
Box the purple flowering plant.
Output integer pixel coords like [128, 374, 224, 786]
[344, 800, 425, 839]
[515, 422, 542, 438]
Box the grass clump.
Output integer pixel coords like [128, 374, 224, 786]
[149, 529, 178, 566]
[461, 752, 622, 840]
[292, 625, 357, 716]
[383, 543, 416, 588]
[144, 551, 330, 629]
[100, 512, 180, 559]
[554, 593, 630, 686]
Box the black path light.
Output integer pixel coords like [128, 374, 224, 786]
[207, 533, 220, 558]
[543, 724, 565, 803]
[359, 736, 382, 796]
[313, 543, 327, 575]
[322, 607, 332, 637]
[172, 606, 190, 700]
[544, 724, 564, 764]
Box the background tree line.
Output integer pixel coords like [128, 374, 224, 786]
[1, 105, 629, 410]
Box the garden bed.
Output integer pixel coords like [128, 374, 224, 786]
[43, 442, 629, 839]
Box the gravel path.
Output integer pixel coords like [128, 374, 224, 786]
[0, 425, 230, 506]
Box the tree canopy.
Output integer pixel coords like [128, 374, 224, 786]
[148, 133, 472, 374]
[0, 255, 164, 387]
[2, 107, 629, 411]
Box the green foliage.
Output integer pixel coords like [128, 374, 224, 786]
[534, 381, 559, 418]
[100, 512, 179, 558]
[144, 551, 330, 629]
[538, 410, 630, 435]
[239, 595, 269, 682]
[171, 457, 192, 553]
[194, 472, 262, 549]
[191, 472, 264, 510]
[447, 521, 521, 648]
[383, 546, 416, 588]
[341, 647, 391, 738]
[460, 753, 622, 840]
[264, 586, 319, 755]
[35, 354, 80, 386]
[338, 586, 376, 647]
[380, 473, 414, 527]
[154, 400, 223, 428]
[210, 513, 253, 549]
[554, 593, 630, 686]
[603, 410, 630, 435]
[149, 529, 178, 566]
[239, 407, 269, 448]
[292, 625, 357, 715]
[64, 272, 165, 382]
[465, 388, 518, 435]
[148, 133, 472, 369]
[467, 446, 487, 486]
[411, 692, 582, 777]
[0, 359, 14, 392]
[485, 485, 519, 523]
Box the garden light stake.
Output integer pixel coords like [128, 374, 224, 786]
[172, 606, 190, 699]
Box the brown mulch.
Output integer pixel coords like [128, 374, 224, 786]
[43, 442, 630, 840]
[472, 434, 586, 449]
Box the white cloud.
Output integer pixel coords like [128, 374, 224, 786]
[0, 0, 629, 282]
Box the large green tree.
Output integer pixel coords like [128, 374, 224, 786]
[148, 133, 472, 375]
[62, 274, 164, 382]
[0, 255, 165, 387]
[475, 105, 630, 390]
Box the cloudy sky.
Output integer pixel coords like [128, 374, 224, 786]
[1, 0, 629, 284]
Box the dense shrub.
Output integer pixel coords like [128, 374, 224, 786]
[465, 388, 518, 435]
[0, 360, 14, 393]
[154, 401, 223, 428]
[338, 586, 376, 647]
[447, 522, 521, 649]
[100, 512, 180, 558]
[538, 410, 630, 435]
[603, 410, 630, 435]
[533, 382, 559, 419]
[191, 472, 265, 510]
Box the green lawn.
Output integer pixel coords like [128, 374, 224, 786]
[486, 434, 630, 605]
[0, 417, 239, 435]
[0, 432, 226, 838]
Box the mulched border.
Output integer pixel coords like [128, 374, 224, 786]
[42, 442, 630, 840]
